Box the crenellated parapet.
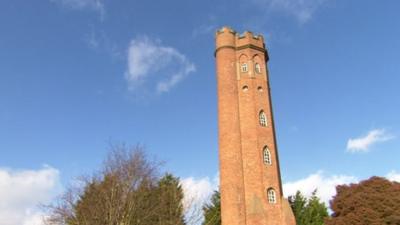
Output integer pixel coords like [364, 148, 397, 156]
[215, 26, 268, 61]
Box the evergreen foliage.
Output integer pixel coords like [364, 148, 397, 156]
[155, 173, 185, 225]
[289, 190, 329, 225]
[290, 191, 307, 225]
[202, 190, 327, 225]
[202, 191, 221, 225]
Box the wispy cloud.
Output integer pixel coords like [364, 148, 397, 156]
[85, 28, 100, 49]
[192, 24, 218, 38]
[386, 171, 400, 182]
[181, 172, 357, 217]
[84, 28, 122, 59]
[347, 129, 394, 153]
[180, 175, 219, 225]
[0, 166, 61, 225]
[180, 172, 354, 218]
[182, 170, 400, 220]
[251, 0, 330, 24]
[283, 170, 400, 207]
[283, 171, 357, 206]
[50, 0, 105, 18]
[125, 36, 196, 94]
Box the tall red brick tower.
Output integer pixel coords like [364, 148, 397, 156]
[215, 27, 296, 225]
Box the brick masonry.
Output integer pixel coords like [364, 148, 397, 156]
[215, 26, 296, 225]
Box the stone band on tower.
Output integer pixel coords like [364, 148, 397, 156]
[215, 27, 296, 225]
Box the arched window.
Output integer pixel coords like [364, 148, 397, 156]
[255, 63, 261, 73]
[259, 111, 267, 127]
[263, 147, 272, 165]
[241, 63, 248, 72]
[267, 188, 276, 204]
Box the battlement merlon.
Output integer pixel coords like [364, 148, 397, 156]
[215, 26, 269, 61]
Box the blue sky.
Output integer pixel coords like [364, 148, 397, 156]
[0, 0, 400, 224]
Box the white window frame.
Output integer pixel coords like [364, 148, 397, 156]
[267, 188, 276, 204]
[255, 63, 261, 73]
[263, 147, 272, 165]
[259, 111, 267, 127]
[241, 63, 248, 72]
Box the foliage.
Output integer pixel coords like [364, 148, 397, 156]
[155, 173, 185, 225]
[289, 190, 329, 225]
[325, 176, 400, 225]
[45, 144, 186, 225]
[202, 190, 327, 225]
[202, 191, 221, 225]
[290, 191, 307, 225]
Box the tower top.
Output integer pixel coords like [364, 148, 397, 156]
[215, 26, 268, 61]
[216, 26, 264, 41]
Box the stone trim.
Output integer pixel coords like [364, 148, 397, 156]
[215, 44, 269, 62]
[214, 45, 236, 56]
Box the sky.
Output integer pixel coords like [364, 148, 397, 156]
[1, 0, 400, 224]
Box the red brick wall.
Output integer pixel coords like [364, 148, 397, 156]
[215, 27, 296, 225]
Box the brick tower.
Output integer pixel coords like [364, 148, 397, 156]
[215, 27, 296, 225]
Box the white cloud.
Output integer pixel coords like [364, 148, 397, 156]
[283, 171, 357, 206]
[252, 0, 329, 24]
[180, 172, 356, 218]
[0, 166, 61, 225]
[192, 24, 217, 38]
[182, 170, 400, 221]
[386, 170, 400, 182]
[180, 175, 218, 225]
[85, 29, 100, 49]
[347, 129, 394, 153]
[283, 170, 400, 207]
[125, 36, 196, 94]
[181, 175, 218, 207]
[84, 28, 122, 59]
[50, 0, 105, 17]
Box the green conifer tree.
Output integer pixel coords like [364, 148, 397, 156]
[202, 191, 221, 225]
[155, 173, 186, 225]
[289, 191, 307, 225]
[289, 190, 329, 225]
[302, 191, 329, 225]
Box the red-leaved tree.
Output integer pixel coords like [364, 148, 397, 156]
[326, 176, 400, 225]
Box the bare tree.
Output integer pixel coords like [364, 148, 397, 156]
[45, 144, 174, 225]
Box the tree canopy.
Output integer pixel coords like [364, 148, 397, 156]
[289, 190, 329, 225]
[202, 190, 221, 225]
[326, 176, 400, 225]
[45, 145, 186, 225]
[156, 173, 185, 225]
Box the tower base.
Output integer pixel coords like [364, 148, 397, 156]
[281, 197, 296, 225]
